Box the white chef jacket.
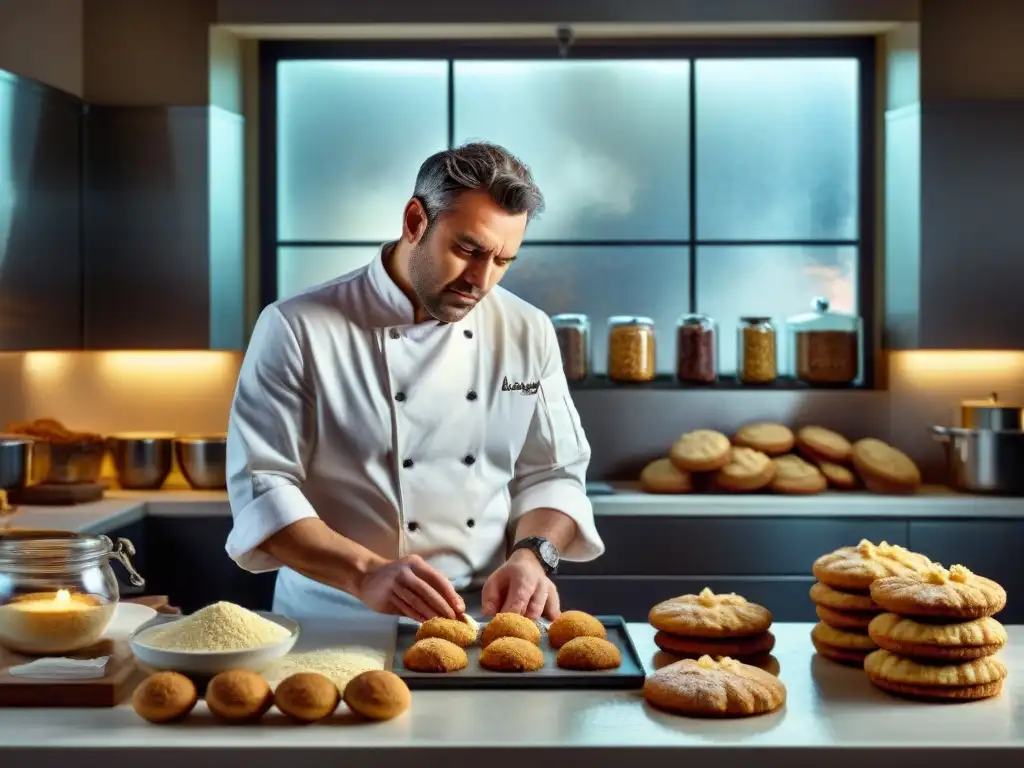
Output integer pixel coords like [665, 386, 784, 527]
[224, 245, 604, 619]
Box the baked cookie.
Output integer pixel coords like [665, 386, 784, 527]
[770, 455, 827, 494]
[648, 588, 772, 638]
[732, 422, 794, 456]
[811, 622, 877, 666]
[480, 612, 542, 647]
[642, 655, 786, 718]
[851, 438, 921, 494]
[556, 636, 622, 670]
[812, 539, 933, 592]
[864, 649, 1007, 702]
[868, 612, 1007, 661]
[870, 564, 1007, 620]
[403, 637, 469, 673]
[713, 447, 775, 492]
[819, 461, 858, 490]
[274, 672, 340, 723]
[640, 458, 694, 494]
[343, 670, 411, 721]
[796, 426, 852, 462]
[809, 581, 880, 613]
[654, 630, 775, 658]
[416, 615, 478, 648]
[479, 636, 545, 672]
[815, 604, 876, 632]
[668, 430, 732, 472]
[547, 610, 606, 649]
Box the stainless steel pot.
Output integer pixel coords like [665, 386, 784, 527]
[109, 434, 174, 490]
[931, 425, 1024, 495]
[0, 438, 34, 490]
[959, 392, 1022, 430]
[174, 435, 227, 490]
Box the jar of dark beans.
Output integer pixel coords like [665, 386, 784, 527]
[551, 313, 591, 382]
[675, 313, 718, 384]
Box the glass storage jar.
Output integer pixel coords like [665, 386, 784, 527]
[551, 313, 591, 382]
[787, 297, 862, 385]
[607, 316, 657, 382]
[737, 317, 778, 384]
[0, 531, 144, 655]
[675, 313, 718, 384]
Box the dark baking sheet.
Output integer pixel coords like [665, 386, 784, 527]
[392, 615, 646, 689]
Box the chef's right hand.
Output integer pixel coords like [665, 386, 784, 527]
[357, 554, 465, 622]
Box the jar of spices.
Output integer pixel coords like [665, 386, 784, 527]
[607, 316, 657, 383]
[551, 313, 591, 382]
[675, 313, 718, 384]
[787, 297, 862, 385]
[737, 317, 778, 384]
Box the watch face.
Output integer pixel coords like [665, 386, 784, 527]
[539, 539, 559, 567]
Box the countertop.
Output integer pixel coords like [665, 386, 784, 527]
[0, 621, 1020, 768]
[4, 485, 1024, 537]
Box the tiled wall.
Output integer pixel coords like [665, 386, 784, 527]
[1, 349, 1021, 485]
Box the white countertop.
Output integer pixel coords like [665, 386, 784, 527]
[0, 621, 1020, 768]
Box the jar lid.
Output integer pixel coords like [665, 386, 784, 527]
[607, 315, 654, 327]
[677, 313, 716, 329]
[787, 297, 861, 332]
[740, 316, 774, 325]
[551, 313, 589, 327]
[0, 531, 111, 563]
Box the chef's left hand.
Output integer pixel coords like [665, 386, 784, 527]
[481, 549, 561, 620]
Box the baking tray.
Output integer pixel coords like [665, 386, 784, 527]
[392, 615, 646, 689]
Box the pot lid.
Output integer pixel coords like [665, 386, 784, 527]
[961, 392, 1021, 409]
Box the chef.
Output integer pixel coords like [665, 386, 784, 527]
[224, 141, 605, 623]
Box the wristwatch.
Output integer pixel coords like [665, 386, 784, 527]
[512, 536, 560, 576]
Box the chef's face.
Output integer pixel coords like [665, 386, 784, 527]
[404, 190, 528, 323]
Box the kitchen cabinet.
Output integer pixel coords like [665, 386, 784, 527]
[83, 105, 245, 350]
[0, 70, 83, 350]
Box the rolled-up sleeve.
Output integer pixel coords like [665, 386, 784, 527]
[508, 319, 605, 562]
[225, 305, 319, 572]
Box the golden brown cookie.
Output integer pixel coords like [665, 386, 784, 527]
[640, 458, 694, 494]
[868, 612, 1007, 661]
[131, 671, 198, 724]
[642, 655, 786, 718]
[480, 612, 542, 647]
[343, 670, 411, 720]
[668, 430, 732, 472]
[403, 637, 469, 673]
[649, 588, 772, 638]
[547, 610, 606, 649]
[796, 426, 852, 462]
[416, 616, 478, 648]
[747, 654, 781, 677]
[732, 423, 794, 456]
[205, 670, 274, 723]
[274, 672, 340, 723]
[713, 447, 776, 492]
[819, 461, 858, 490]
[811, 622, 878, 652]
[870, 564, 1007, 620]
[851, 438, 921, 494]
[653, 630, 775, 658]
[770, 454, 827, 494]
[479, 636, 545, 672]
[556, 636, 622, 670]
[812, 539, 933, 591]
[815, 604, 876, 632]
[811, 637, 871, 667]
[809, 581, 880, 612]
[864, 649, 1007, 701]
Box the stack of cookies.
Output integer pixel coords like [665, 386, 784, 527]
[864, 564, 1009, 701]
[809, 539, 934, 667]
[648, 587, 779, 674]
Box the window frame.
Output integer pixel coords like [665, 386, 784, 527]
[258, 36, 877, 388]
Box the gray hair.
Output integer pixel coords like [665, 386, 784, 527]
[413, 142, 545, 228]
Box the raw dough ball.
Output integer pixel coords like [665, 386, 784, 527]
[132, 671, 198, 724]
[547, 610, 606, 649]
[274, 671, 340, 723]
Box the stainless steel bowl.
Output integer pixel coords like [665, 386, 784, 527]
[174, 436, 227, 490]
[41, 441, 107, 484]
[0, 438, 33, 490]
[109, 434, 174, 490]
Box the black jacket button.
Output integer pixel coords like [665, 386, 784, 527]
[466, 518, 476, 528]
[464, 329, 473, 339]
[395, 392, 406, 402]
[463, 455, 475, 466]
[402, 458, 414, 469]
[466, 390, 477, 401]
[407, 521, 420, 532]
[389, 328, 400, 339]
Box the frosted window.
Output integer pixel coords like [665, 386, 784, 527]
[696, 59, 859, 241]
[277, 246, 379, 299]
[499, 245, 690, 375]
[277, 61, 449, 241]
[695, 246, 858, 375]
[453, 61, 690, 242]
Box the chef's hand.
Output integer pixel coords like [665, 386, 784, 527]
[357, 555, 465, 622]
[481, 549, 561, 620]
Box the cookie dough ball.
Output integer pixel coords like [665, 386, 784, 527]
[206, 669, 274, 723]
[416, 615, 478, 647]
[343, 670, 411, 721]
[556, 637, 622, 671]
[547, 610, 606, 649]
[274, 672, 340, 723]
[132, 671, 198, 724]
[403, 637, 469, 673]
[480, 637, 546, 672]
[480, 612, 541, 647]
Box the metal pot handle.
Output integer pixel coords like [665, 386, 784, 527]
[930, 425, 951, 443]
